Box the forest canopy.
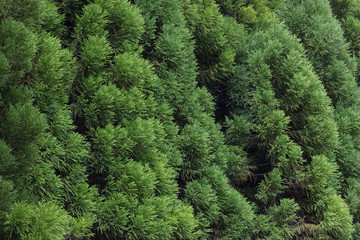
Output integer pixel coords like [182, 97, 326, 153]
[1, 0, 360, 239]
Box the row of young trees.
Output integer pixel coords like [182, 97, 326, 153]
[1, 0, 360, 239]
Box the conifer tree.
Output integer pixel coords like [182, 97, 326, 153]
[0, 2, 97, 238]
[3, 0, 360, 238]
[0, 0, 65, 36]
[73, 1, 199, 238]
[277, 1, 360, 237]
[329, 0, 360, 81]
[225, 10, 352, 238]
[135, 0, 256, 238]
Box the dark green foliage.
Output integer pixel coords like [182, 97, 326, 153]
[314, 193, 353, 239]
[201, 165, 255, 239]
[95, 0, 145, 51]
[225, 145, 250, 184]
[0, 19, 36, 82]
[267, 199, 299, 237]
[0, 54, 10, 88]
[185, 179, 221, 224]
[0, 0, 64, 35]
[329, 0, 360, 20]
[0, 177, 16, 219]
[216, 0, 273, 27]
[181, 0, 237, 89]
[256, 169, 286, 205]
[60, 0, 90, 33]
[353, 223, 360, 239]
[0, 140, 16, 177]
[346, 178, 360, 221]
[2, 0, 360, 238]
[180, 123, 212, 181]
[340, 15, 360, 74]
[226, 17, 338, 168]
[0, 103, 47, 149]
[253, 199, 299, 239]
[31, 31, 76, 104]
[0, 103, 47, 177]
[136, 0, 256, 238]
[70, 1, 202, 238]
[74, 3, 108, 43]
[96, 192, 130, 238]
[80, 35, 111, 77]
[22, 161, 63, 202]
[305, 155, 340, 196]
[230, 19, 338, 154]
[224, 6, 355, 237]
[276, 2, 360, 237]
[112, 52, 158, 90]
[0, 3, 97, 239]
[4, 201, 70, 240]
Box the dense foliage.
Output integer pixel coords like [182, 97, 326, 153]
[1, 0, 360, 239]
